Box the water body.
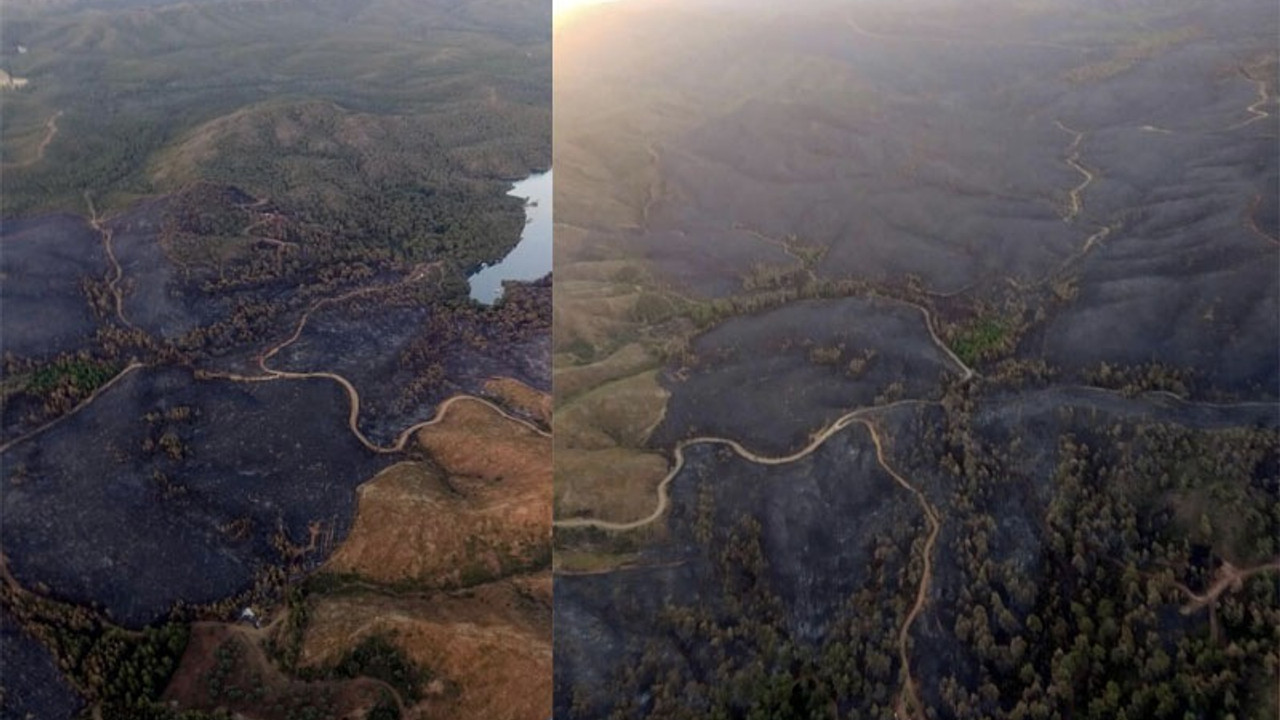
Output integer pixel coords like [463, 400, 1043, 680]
[469, 169, 552, 304]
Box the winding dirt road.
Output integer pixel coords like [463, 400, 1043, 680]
[1229, 66, 1272, 130]
[554, 401, 940, 719]
[1, 110, 61, 170]
[553, 398, 930, 531]
[849, 417, 938, 720]
[2, 250, 546, 462]
[241, 212, 299, 273]
[1054, 120, 1095, 223]
[551, 392, 949, 720]
[198, 263, 549, 453]
[84, 191, 135, 330]
[201, 365, 550, 454]
[901, 298, 976, 382]
[1031, 120, 1119, 286]
[1045, 221, 1115, 283]
[734, 223, 819, 282]
[1176, 557, 1280, 614]
[552, 371, 1272, 714]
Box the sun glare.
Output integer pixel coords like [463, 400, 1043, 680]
[553, 0, 621, 26]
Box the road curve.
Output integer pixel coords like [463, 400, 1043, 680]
[856, 416, 940, 720]
[198, 264, 548, 452]
[84, 191, 136, 330]
[1176, 557, 1280, 613]
[2, 259, 547, 460]
[1, 110, 61, 170]
[734, 223, 819, 282]
[554, 398, 930, 531]
[554, 403, 941, 719]
[1229, 66, 1272, 130]
[898, 298, 976, 381]
[1054, 120, 1094, 223]
[258, 263, 442, 370]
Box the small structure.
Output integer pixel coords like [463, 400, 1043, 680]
[238, 607, 261, 629]
[0, 70, 29, 89]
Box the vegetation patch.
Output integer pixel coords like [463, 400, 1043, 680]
[327, 633, 427, 703]
[951, 317, 1012, 367]
[1, 577, 188, 715]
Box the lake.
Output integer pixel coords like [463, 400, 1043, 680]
[468, 169, 552, 304]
